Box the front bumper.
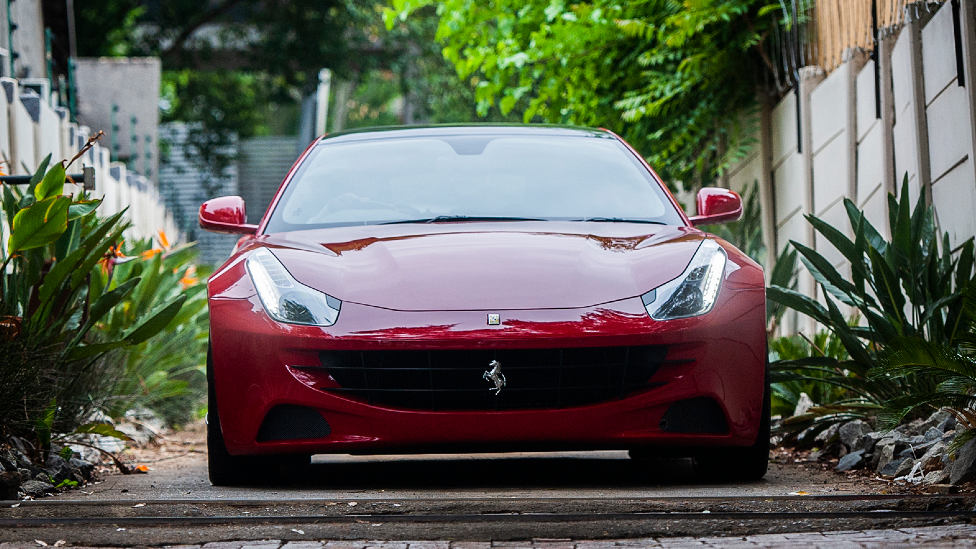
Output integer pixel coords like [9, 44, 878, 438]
[208, 255, 767, 457]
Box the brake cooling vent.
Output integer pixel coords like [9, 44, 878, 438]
[256, 405, 331, 442]
[659, 398, 728, 433]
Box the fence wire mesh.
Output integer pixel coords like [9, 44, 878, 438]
[763, 0, 948, 95]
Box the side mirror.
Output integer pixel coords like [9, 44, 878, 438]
[199, 196, 259, 235]
[689, 187, 743, 226]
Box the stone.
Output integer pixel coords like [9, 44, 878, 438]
[874, 436, 909, 471]
[924, 427, 944, 442]
[10, 449, 31, 470]
[893, 457, 916, 478]
[916, 410, 953, 434]
[838, 420, 873, 448]
[937, 416, 957, 433]
[44, 455, 71, 485]
[923, 469, 951, 486]
[0, 471, 19, 500]
[835, 450, 865, 472]
[793, 393, 814, 417]
[896, 421, 921, 436]
[919, 441, 947, 472]
[879, 457, 907, 477]
[899, 438, 938, 459]
[69, 458, 94, 481]
[851, 431, 882, 453]
[0, 450, 17, 472]
[19, 479, 54, 497]
[951, 438, 976, 485]
[815, 423, 841, 445]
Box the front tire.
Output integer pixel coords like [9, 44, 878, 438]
[692, 363, 770, 482]
[207, 348, 310, 486]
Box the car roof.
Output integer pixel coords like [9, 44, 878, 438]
[318, 124, 613, 144]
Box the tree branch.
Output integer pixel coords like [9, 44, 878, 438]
[160, 0, 246, 60]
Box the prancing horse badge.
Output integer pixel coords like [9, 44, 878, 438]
[487, 313, 501, 325]
[483, 360, 506, 395]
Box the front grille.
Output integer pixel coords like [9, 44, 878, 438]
[316, 346, 674, 411]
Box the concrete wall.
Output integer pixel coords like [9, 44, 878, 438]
[922, 3, 976, 249]
[0, 75, 178, 244]
[7, 0, 44, 79]
[74, 58, 162, 181]
[732, 1, 976, 333]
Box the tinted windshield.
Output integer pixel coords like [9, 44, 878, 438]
[264, 133, 684, 232]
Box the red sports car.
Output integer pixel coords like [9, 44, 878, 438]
[200, 125, 768, 486]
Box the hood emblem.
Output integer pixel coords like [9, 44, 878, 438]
[487, 313, 501, 325]
[483, 360, 507, 395]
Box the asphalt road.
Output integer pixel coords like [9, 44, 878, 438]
[3, 425, 972, 546]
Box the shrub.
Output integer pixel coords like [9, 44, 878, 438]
[768, 176, 975, 430]
[92, 235, 211, 426]
[0, 153, 184, 447]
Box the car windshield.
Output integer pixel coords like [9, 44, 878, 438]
[263, 132, 684, 232]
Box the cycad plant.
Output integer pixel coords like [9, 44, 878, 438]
[768, 175, 975, 431]
[873, 279, 976, 449]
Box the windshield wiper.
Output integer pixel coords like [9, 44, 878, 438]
[381, 216, 545, 225]
[574, 217, 667, 225]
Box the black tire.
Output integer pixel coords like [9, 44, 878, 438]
[693, 362, 771, 482]
[207, 347, 311, 486]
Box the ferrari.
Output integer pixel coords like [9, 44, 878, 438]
[199, 125, 768, 486]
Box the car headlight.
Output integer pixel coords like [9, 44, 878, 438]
[246, 248, 340, 326]
[642, 239, 727, 320]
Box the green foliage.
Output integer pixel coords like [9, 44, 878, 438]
[387, 0, 778, 186]
[91, 237, 211, 426]
[870, 279, 976, 448]
[73, 422, 134, 442]
[768, 176, 976, 431]
[0, 157, 187, 444]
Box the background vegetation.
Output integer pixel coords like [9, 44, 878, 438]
[0, 153, 196, 452]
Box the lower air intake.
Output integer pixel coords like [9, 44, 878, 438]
[256, 405, 331, 442]
[660, 397, 728, 433]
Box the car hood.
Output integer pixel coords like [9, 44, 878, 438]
[259, 222, 703, 311]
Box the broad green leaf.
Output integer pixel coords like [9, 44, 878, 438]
[806, 214, 857, 264]
[822, 293, 873, 369]
[891, 175, 912, 259]
[67, 198, 102, 221]
[34, 161, 66, 201]
[69, 218, 131, 290]
[66, 278, 142, 351]
[2, 184, 18, 225]
[124, 294, 187, 345]
[791, 240, 862, 306]
[767, 285, 831, 326]
[34, 211, 128, 326]
[25, 154, 52, 199]
[35, 398, 57, 448]
[845, 198, 886, 254]
[868, 246, 906, 328]
[167, 294, 207, 328]
[68, 340, 125, 361]
[8, 196, 70, 253]
[956, 239, 975, 291]
[768, 247, 797, 288]
[54, 218, 81, 261]
[73, 422, 134, 441]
